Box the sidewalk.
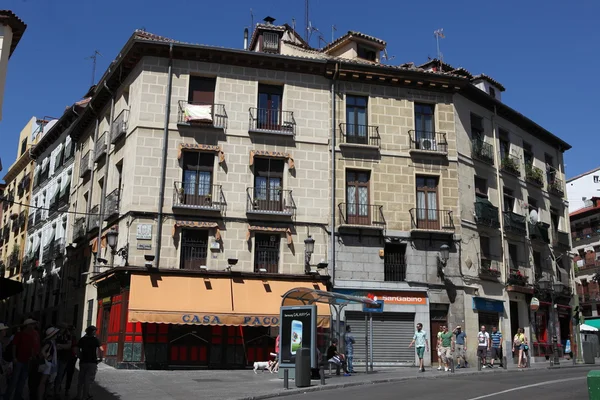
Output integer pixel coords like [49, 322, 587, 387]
[86, 361, 592, 400]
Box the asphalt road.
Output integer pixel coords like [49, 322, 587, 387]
[284, 367, 596, 400]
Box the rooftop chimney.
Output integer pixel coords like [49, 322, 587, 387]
[244, 28, 249, 50]
[263, 16, 276, 25]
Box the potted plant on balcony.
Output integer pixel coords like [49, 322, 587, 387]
[501, 157, 519, 175]
[526, 164, 544, 185]
[508, 269, 527, 286]
[204, 193, 212, 206]
[178, 187, 185, 203]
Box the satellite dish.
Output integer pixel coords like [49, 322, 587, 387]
[529, 209, 539, 224]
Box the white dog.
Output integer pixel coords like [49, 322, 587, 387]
[253, 360, 273, 373]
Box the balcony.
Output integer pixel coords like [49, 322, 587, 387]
[408, 130, 448, 154]
[39, 169, 49, 186]
[58, 190, 69, 210]
[43, 243, 54, 262]
[409, 208, 454, 232]
[21, 254, 37, 274]
[503, 212, 527, 236]
[64, 141, 75, 162]
[73, 218, 86, 242]
[338, 203, 385, 229]
[553, 230, 570, 249]
[52, 238, 65, 259]
[104, 188, 120, 220]
[479, 259, 501, 281]
[339, 123, 381, 150]
[248, 108, 295, 137]
[94, 132, 107, 161]
[173, 183, 225, 213]
[525, 164, 544, 187]
[472, 139, 494, 165]
[111, 109, 129, 144]
[572, 226, 600, 246]
[474, 198, 500, 228]
[87, 205, 100, 232]
[48, 194, 59, 219]
[2, 226, 10, 241]
[27, 212, 36, 231]
[180, 240, 208, 270]
[79, 151, 91, 178]
[506, 269, 534, 294]
[548, 177, 565, 197]
[177, 101, 227, 130]
[500, 154, 521, 177]
[529, 222, 550, 244]
[246, 187, 295, 217]
[17, 212, 26, 232]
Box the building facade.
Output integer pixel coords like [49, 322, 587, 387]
[566, 167, 600, 213]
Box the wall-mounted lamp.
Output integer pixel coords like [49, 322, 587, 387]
[437, 244, 450, 278]
[304, 235, 315, 273]
[106, 229, 118, 252]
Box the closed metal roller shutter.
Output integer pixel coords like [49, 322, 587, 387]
[346, 311, 415, 366]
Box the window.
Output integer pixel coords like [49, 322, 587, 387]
[499, 129, 510, 160]
[528, 197, 538, 215]
[254, 233, 280, 273]
[550, 208, 560, 232]
[253, 158, 285, 212]
[86, 299, 94, 329]
[384, 244, 406, 282]
[474, 176, 488, 199]
[257, 84, 283, 130]
[480, 236, 491, 259]
[346, 95, 368, 141]
[180, 229, 208, 270]
[182, 152, 214, 206]
[357, 45, 377, 61]
[261, 31, 280, 53]
[415, 176, 439, 229]
[523, 142, 533, 166]
[533, 251, 542, 280]
[503, 187, 514, 212]
[188, 76, 216, 105]
[470, 113, 484, 140]
[414, 103, 435, 144]
[20, 139, 27, 156]
[594, 176, 599, 184]
[489, 87, 496, 98]
[346, 170, 370, 225]
[508, 243, 519, 268]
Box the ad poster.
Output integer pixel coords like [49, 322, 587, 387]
[279, 305, 317, 368]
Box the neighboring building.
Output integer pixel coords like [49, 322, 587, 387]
[22, 101, 87, 329]
[572, 198, 600, 317]
[566, 167, 600, 212]
[0, 117, 41, 320]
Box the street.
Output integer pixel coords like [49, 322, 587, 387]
[282, 367, 594, 400]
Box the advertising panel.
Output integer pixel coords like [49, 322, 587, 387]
[279, 305, 317, 368]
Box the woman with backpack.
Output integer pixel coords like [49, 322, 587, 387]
[512, 327, 528, 368]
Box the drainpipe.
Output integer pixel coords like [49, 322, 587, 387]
[154, 43, 174, 269]
[94, 83, 115, 273]
[86, 117, 100, 260]
[330, 63, 339, 290]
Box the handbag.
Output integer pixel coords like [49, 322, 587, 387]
[523, 344, 529, 351]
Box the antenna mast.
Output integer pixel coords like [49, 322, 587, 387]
[331, 25, 337, 43]
[305, 0, 309, 42]
[434, 29, 445, 68]
[250, 9, 254, 37]
[85, 50, 102, 87]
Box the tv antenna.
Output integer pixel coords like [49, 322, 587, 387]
[331, 25, 337, 43]
[305, 0, 310, 42]
[85, 50, 102, 87]
[434, 29, 445, 64]
[250, 9, 254, 37]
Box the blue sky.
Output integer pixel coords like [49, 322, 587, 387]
[1, 0, 597, 179]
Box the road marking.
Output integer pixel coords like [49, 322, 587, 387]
[465, 376, 586, 400]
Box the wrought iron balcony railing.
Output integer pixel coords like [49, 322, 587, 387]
[500, 154, 521, 176]
[338, 203, 386, 228]
[472, 139, 494, 165]
[409, 208, 454, 231]
[548, 177, 565, 197]
[27, 210, 37, 232]
[173, 182, 226, 213]
[507, 269, 529, 286]
[180, 240, 208, 270]
[52, 238, 65, 259]
[111, 109, 129, 144]
[503, 212, 527, 235]
[409, 130, 448, 153]
[339, 123, 381, 148]
[246, 187, 295, 217]
[104, 188, 120, 220]
[248, 108, 295, 136]
[73, 217, 86, 242]
[553, 230, 570, 249]
[79, 151, 91, 178]
[95, 131, 107, 161]
[479, 259, 501, 281]
[474, 198, 500, 228]
[43, 243, 54, 262]
[177, 101, 227, 130]
[87, 205, 100, 232]
[525, 164, 544, 187]
[529, 222, 550, 244]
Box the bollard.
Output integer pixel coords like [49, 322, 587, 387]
[320, 365, 325, 385]
[284, 369, 289, 390]
[477, 358, 482, 371]
[450, 357, 455, 373]
[502, 356, 507, 370]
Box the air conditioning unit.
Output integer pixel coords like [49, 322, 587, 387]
[419, 138, 436, 150]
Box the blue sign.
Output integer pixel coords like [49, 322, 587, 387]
[363, 300, 384, 313]
[472, 297, 504, 313]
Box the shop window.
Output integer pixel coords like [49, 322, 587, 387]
[143, 323, 169, 366]
[478, 311, 499, 334]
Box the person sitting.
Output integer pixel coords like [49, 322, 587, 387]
[326, 339, 349, 376]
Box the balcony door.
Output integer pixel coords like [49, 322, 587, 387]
[182, 152, 214, 207]
[257, 84, 283, 130]
[346, 170, 370, 225]
[188, 77, 215, 105]
[254, 158, 284, 212]
[346, 95, 368, 144]
[180, 229, 208, 270]
[414, 103, 435, 148]
[416, 176, 439, 229]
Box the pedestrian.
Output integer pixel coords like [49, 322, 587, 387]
[453, 325, 467, 368]
[408, 323, 429, 372]
[64, 325, 78, 398]
[489, 326, 502, 368]
[53, 324, 73, 397]
[436, 325, 444, 371]
[268, 335, 280, 373]
[0, 323, 11, 400]
[512, 327, 528, 368]
[76, 326, 102, 400]
[477, 325, 490, 369]
[439, 326, 454, 372]
[344, 325, 356, 373]
[37, 326, 59, 400]
[6, 318, 40, 400]
[326, 339, 349, 376]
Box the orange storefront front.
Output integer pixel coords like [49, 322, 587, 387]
[93, 269, 330, 369]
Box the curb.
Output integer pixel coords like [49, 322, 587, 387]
[237, 365, 593, 400]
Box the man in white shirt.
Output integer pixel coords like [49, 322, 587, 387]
[477, 325, 490, 368]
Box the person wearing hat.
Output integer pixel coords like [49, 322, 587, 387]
[0, 323, 10, 400]
[37, 327, 59, 400]
[76, 326, 102, 400]
[53, 323, 73, 398]
[6, 318, 40, 400]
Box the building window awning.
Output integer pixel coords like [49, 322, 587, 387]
[90, 234, 107, 253]
[249, 150, 295, 170]
[127, 274, 330, 327]
[583, 319, 600, 330]
[472, 296, 505, 313]
[172, 220, 221, 240]
[246, 225, 292, 244]
[177, 143, 225, 163]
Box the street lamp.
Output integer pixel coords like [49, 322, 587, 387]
[538, 276, 565, 366]
[304, 235, 315, 273]
[439, 244, 450, 264]
[106, 229, 118, 251]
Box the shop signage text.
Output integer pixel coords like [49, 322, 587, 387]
[335, 289, 427, 305]
[181, 314, 279, 326]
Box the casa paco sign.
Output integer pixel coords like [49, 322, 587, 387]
[181, 314, 279, 326]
